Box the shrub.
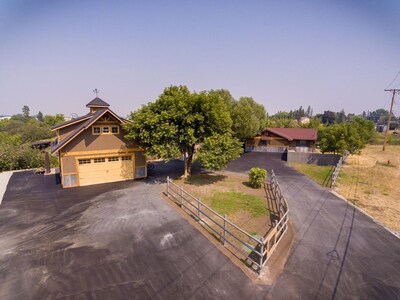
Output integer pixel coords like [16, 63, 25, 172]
[248, 167, 267, 188]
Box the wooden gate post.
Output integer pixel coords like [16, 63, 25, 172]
[223, 214, 227, 246]
[259, 237, 265, 273]
[198, 198, 202, 221]
[166, 176, 169, 196]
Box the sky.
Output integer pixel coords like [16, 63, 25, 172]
[0, 0, 399, 118]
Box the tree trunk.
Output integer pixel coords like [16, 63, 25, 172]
[182, 145, 195, 178]
[183, 152, 188, 178]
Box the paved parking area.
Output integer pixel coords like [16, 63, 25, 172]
[0, 170, 268, 299]
[227, 152, 400, 299]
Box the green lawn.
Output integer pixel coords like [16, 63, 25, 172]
[369, 132, 400, 146]
[207, 191, 269, 217]
[289, 163, 334, 186]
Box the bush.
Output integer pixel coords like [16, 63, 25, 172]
[248, 167, 267, 188]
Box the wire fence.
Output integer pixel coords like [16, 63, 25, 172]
[166, 169, 289, 273]
[331, 150, 350, 187]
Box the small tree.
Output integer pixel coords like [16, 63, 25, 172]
[248, 167, 267, 188]
[22, 105, 30, 118]
[37, 111, 44, 122]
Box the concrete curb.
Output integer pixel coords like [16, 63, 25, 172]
[331, 190, 400, 240]
[0, 171, 14, 205]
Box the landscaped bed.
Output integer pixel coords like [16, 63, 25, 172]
[173, 172, 274, 240]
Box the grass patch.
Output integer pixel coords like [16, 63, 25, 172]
[208, 191, 269, 217]
[369, 132, 400, 145]
[290, 163, 333, 186]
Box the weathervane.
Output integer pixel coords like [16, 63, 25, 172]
[93, 89, 99, 97]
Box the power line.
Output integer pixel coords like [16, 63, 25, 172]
[385, 70, 400, 89]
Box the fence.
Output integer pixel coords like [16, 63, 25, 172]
[330, 150, 350, 187]
[165, 169, 289, 273]
[245, 146, 288, 153]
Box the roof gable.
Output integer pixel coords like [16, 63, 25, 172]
[51, 108, 126, 154]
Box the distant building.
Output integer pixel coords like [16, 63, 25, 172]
[299, 117, 310, 124]
[245, 128, 317, 153]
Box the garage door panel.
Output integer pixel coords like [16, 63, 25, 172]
[78, 156, 134, 186]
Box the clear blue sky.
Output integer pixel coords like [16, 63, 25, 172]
[1, 0, 399, 117]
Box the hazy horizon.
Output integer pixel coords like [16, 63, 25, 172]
[1, 1, 399, 118]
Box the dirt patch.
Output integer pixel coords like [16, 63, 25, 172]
[335, 145, 400, 234]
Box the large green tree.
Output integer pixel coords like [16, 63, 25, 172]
[317, 117, 375, 154]
[230, 97, 267, 141]
[124, 85, 243, 177]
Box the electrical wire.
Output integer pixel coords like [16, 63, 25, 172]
[385, 70, 400, 89]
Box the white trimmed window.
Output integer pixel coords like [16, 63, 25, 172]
[94, 158, 106, 163]
[78, 159, 91, 165]
[102, 126, 110, 134]
[93, 127, 101, 135]
[121, 156, 132, 161]
[111, 126, 119, 134]
[108, 157, 119, 162]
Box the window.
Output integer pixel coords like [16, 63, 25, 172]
[78, 159, 91, 165]
[121, 156, 132, 161]
[92, 125, 119, 135]
[108, 157, 119, 162]
[94, 158, 105, 163]
[93, 126, 101, 135]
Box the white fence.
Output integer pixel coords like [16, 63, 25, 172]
[245, 146, 288, 153]
[330, 150, 350, 187]
[165, 169, 289, 273]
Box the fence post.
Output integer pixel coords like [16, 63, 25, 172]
[223, 214, 227, 246]
[259, 237, 265, 273]
[198, 198, 202, 221]
[180, 186, 183, 207]
[166, 176, 169, 196]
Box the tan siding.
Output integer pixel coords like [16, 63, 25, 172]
[62, 126, 137, 153]
[61, 156, 77, 173]
[135, 152, 146, 166]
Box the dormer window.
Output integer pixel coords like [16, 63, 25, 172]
[93, 126, 101, 135]
[92, 125, 119, 135]
[111, 126, 119, 134]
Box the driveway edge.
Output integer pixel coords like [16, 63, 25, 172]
[331, 190, 400, 239]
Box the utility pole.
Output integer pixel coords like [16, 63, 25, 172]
[382, 89, 400, 151]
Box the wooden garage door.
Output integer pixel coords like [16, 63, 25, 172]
[78, 155, 134, 186]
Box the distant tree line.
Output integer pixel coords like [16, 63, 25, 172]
[0, 106, 64, 171]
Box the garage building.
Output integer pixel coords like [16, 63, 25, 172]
[51, 97, 146, 188]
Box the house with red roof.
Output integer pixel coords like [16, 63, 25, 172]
[245, 128, 318, 153]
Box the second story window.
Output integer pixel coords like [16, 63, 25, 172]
[111, 126, 119, 134]
[93, 126, 101, 135]
[102, 126, 110, 134]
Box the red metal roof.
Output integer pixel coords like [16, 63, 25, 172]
[264, 128, 317, 141]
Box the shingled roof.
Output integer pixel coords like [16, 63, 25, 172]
[86, 97, 110, 108]
[264, 128, 317, 141]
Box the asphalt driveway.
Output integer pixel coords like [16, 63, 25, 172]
[226, 152, 400, 299]
[0, 170, 268, 299]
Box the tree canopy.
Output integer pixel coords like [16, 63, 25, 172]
[124, 85, 243, 176]
[317, 117, 375, 154]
